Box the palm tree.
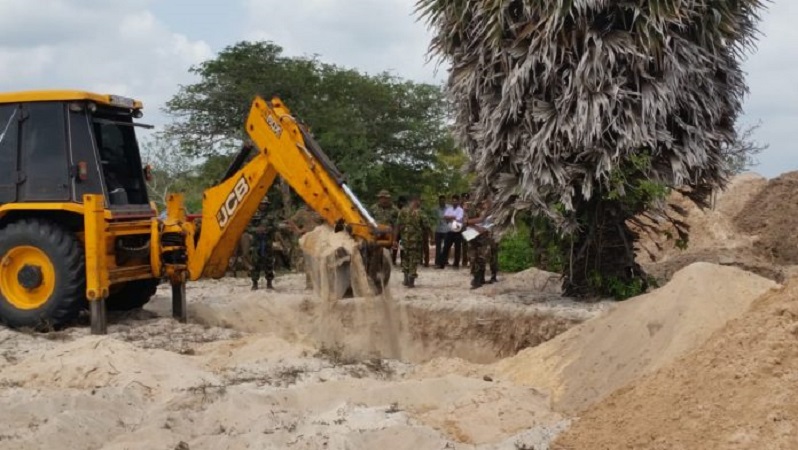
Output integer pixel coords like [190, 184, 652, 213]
[417, 0, 766, 297]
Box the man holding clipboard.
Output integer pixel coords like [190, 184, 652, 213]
[463, 198, 495, 289]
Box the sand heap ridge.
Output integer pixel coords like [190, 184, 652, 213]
[633, 172, 775, 283]
[735, 171, 798, 265]
[496, 262, 778, 414]
[555, 276, 798, 449]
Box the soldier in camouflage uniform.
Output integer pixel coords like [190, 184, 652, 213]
[248, 197, 276, 290]
[396, 195, 429, 288]
[487, 226, 499, 283]
[371, 189, 400, 260]
[370, 190, 400, 228]
[465, 198, 491, 289]
[460, 192, 472, 267]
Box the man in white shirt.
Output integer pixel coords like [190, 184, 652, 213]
[433, 195, 450, 268]
[437, 194, 465, 269]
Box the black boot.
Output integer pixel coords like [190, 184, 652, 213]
[266, 279, 274, 290]
[402, 273, 409, 286]
[489, 274, 498, 284]
[408, 275, 416, 288]
[471, 272, 484, 290]
[251, 280, 258, 291]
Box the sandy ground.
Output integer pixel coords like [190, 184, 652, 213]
[3, 172, 796, 449]
[0, 266, 599, 450]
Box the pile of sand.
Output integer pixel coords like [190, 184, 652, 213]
[0, 336, 217, 392]
[735, 171, 798, 265]
[635, 173, 765, 264]
[632, 172, 783, 282]
[495, 262, 778, 414]
[555, 277, 798, 449]
[481, 267, 562, 299]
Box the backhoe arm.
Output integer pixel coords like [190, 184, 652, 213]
[181, 96, 391, 280]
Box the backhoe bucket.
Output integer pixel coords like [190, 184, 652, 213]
[300, 226, 391, 301]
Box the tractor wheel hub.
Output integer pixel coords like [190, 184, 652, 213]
[17, 264, 43, 290]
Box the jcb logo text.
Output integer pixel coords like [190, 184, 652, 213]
[216, 176, 250, 228]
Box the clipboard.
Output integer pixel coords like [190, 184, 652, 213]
[462, 227, 482, 241]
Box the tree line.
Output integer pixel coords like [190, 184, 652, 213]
[146, 41, 469, 215]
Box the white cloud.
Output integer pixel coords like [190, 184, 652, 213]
[243, 0, 445, 84]
[0, 0, 212, 130]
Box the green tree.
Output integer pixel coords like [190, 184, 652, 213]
[163, 41, 454, 205]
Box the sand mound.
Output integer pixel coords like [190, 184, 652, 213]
[715, 172, 769, 218]
[0, 336, 216, 392]
[736, 171, 798, 265]
[481, 267, 562, 298]
[555, 277, 798, 450]
[496, 262, 777, 414]
[635, 173, 765, 266]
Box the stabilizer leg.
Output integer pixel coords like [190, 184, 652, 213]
[90, 298, 107, 335]
[172, 278, 187, 323]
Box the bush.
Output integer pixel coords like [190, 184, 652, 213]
[498, 223, 535, 273]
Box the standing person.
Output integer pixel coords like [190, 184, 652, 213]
[393, 195, 408, 265]
[249, 197, 276, 290]
[370, 190, 400, 265]
[481, 198, 499, 283]
[464, 198, 491, 289]
[460, 192, 472, 268]
[371, 190, 400, 227]
[419, 197, 432, 267]
[433, 195, 450, 268]
[396, 195, 429, 288]
[487, 236, 500, 283]
[438, 194, 464, 269]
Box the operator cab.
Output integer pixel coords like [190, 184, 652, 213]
[0, 91, 153, 216]
[90, 103, 151, 207]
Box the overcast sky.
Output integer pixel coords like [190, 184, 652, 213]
[0, 0, 792, 177]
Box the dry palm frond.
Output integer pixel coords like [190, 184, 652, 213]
[417, 0, 766, 232]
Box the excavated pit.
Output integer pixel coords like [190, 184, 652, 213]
[209, 225, 596, 364]
[189, 286, 597, 364]
[186, 225, 604, 366]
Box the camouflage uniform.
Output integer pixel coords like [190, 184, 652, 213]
[466, 203, 489, 288]
[420, 207, 436, 267]
[248, 210, 276, 288]
[370, 203, 399, 229]
[397, 206, 429, 286]
[487, 234, 499, 282]
[460, 200, 472, 267]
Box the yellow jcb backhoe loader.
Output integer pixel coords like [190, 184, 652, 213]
[0, 91, 392, 333]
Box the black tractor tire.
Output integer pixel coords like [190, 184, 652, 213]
[0, 219, 85, 330]
[106, 278, 159, 311]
